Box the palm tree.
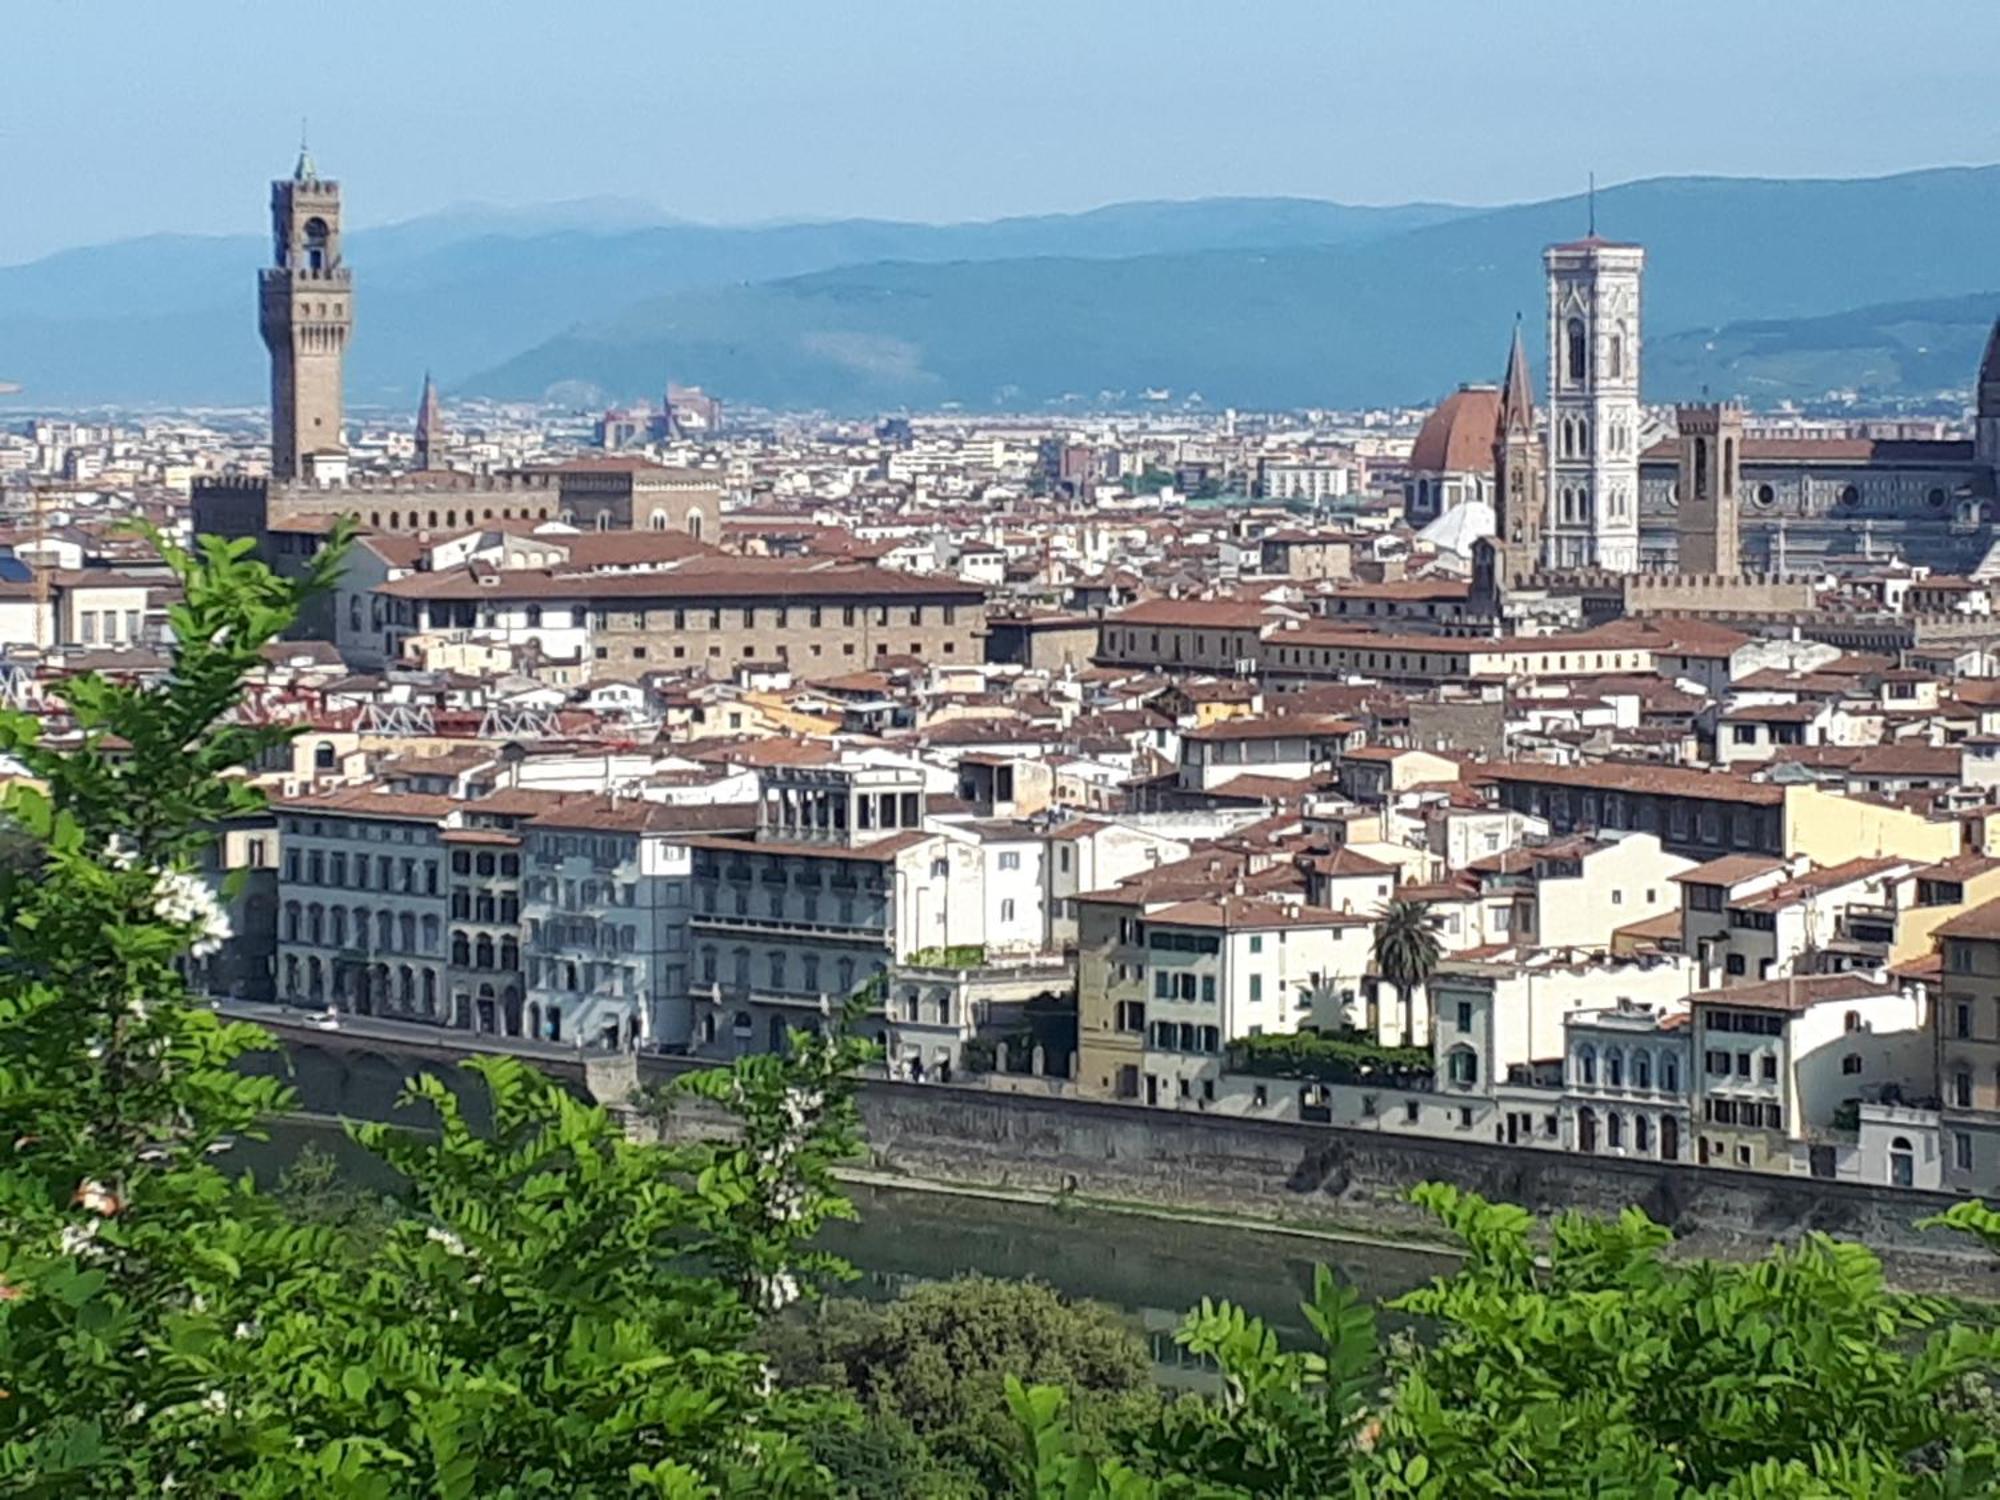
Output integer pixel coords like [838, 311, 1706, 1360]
[1371, 898, 1441, 1048]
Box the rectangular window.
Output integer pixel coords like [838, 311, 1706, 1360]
[1249, 975, 1263, 1003]
[1456, 1001, 1473, 1031]
[1248, 935, 1263, 955]
[998, 851, 1020, 871]
[1957, 1132, 1975, 1171]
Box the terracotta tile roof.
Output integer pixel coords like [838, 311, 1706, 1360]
[1407, 385, 1501, 474]
[380, 557, 982, 603]
[1614, 910, 1683, 943]
[1912, 852, 2000, 882]
[1936, 896, 2000, 942]
[1145, 896, 1371, 930]
[1689, 972, 1895, 1013]
[1298, 846, 1397, 877]
[1109, 598, 1277, 630]
[1480, 760, 1785, 806]
[1183, 713, 1357, 743]
[273, 788, 460, 821]
[1204, 774, 1319, 802]
[1670, 853, 1788, 886]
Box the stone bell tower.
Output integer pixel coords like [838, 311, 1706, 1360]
[259, 142, 352, 482]
[1674, 403, 1743, 576]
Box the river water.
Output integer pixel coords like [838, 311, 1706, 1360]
[240, 1118, 1451, 1374]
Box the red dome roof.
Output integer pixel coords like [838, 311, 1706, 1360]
[1408, 384, 1500, 475]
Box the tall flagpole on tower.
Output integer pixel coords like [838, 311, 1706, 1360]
[1588, 171, 1596, 236]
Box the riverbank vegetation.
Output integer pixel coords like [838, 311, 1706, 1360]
[5, 534, 2000, 1494]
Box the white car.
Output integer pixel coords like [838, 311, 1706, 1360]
[308, 1010, 341, 1031]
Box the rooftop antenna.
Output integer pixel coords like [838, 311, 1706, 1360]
[1588, 172, 1597, 236]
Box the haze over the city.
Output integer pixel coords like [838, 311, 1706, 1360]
[4, 0, 1998, 263]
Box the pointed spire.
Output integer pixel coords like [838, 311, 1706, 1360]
[414, 370, 443, 470]
[294, 118, 317, 182]
[1498, 318, 1535, 437]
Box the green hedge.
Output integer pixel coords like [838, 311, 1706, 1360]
[1229, 1028, 1435, 1089]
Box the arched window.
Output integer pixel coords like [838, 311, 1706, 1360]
[650, 511, 668, 531]
[1577, 1107, 1598, 1153]
[1577, 1043, 1597, 1086]
[1608, 332, 1623, 380]
[1635, 1114, 1651, 1153]
[596, 512, 612, 531]
[1447, 1046, 1479, 1086]
[525, 604, 542, 628]
[547, 1005, 562, 1042]
[1890, 1136, 1914, 1187]
[836, 956, 855, 995]
[283, 901, 301, 942]
[1844, 1010, 1862, 1033]
[687, 512, 705, 541]
[1566, 318, 1588, 384]
[451, 932, 469, 966]
[1606, 1048, 1624, 1088]
[314, 740, 337, 772]
[1694, 437, 1709, 500]
[1578, 416, 1590, 454]
[1723, 438, 1736, 496]
[1662, 1053, 1679, 1093]
[732, 948, 750, 988]
[475, 934, 495, 970]
[445, 510, 457, 528]
[303, 217, 330, 271]
[500, 936, 518, 969]
[1607, 1112, 1624, 1150]
[426, 511, 439, 529]
[1634, 1052, 1652, 1090]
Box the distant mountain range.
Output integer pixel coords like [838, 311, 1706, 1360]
[0, 198, 1464, 407]
[3, 169, 1998, 412]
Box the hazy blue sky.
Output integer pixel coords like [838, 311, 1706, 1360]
[5, 0, 1997, 264]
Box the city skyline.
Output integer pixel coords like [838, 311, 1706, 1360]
[4, 0, 1999, 264]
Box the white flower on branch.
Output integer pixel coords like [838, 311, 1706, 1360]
[148, 867, 232, 958]
[425, 1224, 468, 1257]
[751, 1269, 800, 1312]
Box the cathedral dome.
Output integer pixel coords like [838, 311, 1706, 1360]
[1408, 383, 1501, 475]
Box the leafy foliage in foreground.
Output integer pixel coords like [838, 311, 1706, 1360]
[1014, 1184, 2000, 1498]
[0, 528, 872, 1495]
[763, 1276, 1158, 1495]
